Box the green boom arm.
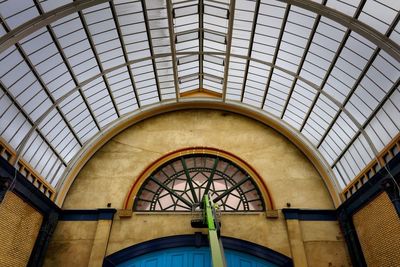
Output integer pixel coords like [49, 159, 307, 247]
[203, 195, 226, 267]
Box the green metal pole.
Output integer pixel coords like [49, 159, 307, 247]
[204, 195, 226, 267]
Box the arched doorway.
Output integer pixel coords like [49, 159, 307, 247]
[103, 235, 293, 267]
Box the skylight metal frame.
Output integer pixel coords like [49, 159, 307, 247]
[109, 0, 141, 108]
[0, 0, 399, 197]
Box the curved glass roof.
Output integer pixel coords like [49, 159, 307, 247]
[0, 0, 399, 195]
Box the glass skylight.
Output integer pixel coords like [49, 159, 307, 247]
[0, 0, 399, 195]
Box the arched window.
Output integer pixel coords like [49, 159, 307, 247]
[134, 153, 265, 212]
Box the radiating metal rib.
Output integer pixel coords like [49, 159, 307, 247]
[1, 15, 83, 152]
[33, 0, 101, 133]
[109, 1, 141, 108]
[141, 0, 162, 101]
[299, 0, 366, 132]
[221, 0, 236, 101]
[166, 0, 181, 100]
[77, 10, 120, 117]
[150, 176, 193, 208]
[280, 1, 326, 119]
[316, 7, 398, 151]
[181, 157, 199, 203]
[260, 4, 290, 108]
[323, 12, 400, 166]
[213, 177, 250, 202]
[199, 0, 204, 89]
[0, 82, 67, 166]
[240, 0, 260, 102]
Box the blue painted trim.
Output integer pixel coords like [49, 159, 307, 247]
[0, 157, 60, 214]
[0, 157, 60, 267]
[341, 152, 400, 215]
[337, 153, 400, 267]
[103, 234, 293, 267]
[59, 209, 116, 221]
[282, 209, 337, 221]
[222, 236, 292, 266]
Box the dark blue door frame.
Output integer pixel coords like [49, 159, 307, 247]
[103, 233, 293, 267]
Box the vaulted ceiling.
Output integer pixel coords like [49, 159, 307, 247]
[0, 0, 399, 196]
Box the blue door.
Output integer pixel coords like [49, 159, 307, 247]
[103, 235, 292, 267]
[117, 247, 278, 267]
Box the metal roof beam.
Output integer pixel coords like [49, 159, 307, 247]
[321, 12, 400, 167]
[299, 0, 366, 132]
[279, 0, 400, 62]
[331, 77, 400, 168]
[1, 15, 83, 150]
[316, 47, 380, 149]
[1, 0, 399, 64]
[239, 0, 260, 102]
[109, 1, 141, 109]
[199, 0, 204, 89]
[260, 4, 290, 108]
[298, 30, 351, 132]
[316, 9, 399, 152]
[77, 10, 120, 117]
[221, 0, 236, 102]
[280, 1, 326, 119]
[140, 0, 163, 102]
[11, 49, 386, 167]
[7, 49, 371, 128]
[0, 82, 67, 166]
[0, 0, 109, 54]
[166, 0, 181, 100]
[32, 0, 101, 133]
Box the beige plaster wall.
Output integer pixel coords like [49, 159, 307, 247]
[43, 221, 98, 267]
[63, 110, 334, 210]
[50, 110, 348, 266]
[301, 221, 351, 267]
[107, 212, 290, 257]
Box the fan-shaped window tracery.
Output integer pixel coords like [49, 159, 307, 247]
[134, 154, 265, 212]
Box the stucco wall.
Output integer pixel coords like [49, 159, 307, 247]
[63, 110, 334, 210]
[301, 221, 350, 267]
[44, 221, 97, 267]
[47, 110, 349, 266]
[107, 212, 291, 257]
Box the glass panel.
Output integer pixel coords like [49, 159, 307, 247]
[81, 77, 118, 127]
[264, 69, 294, 116]
[300, 18, 346, 87]
[105, 67, 138, 114]
[0, 0, 39, 29]
[130, 60, 160, 105]
[283, 80, 317, 129]
[59, 91, 99, 143]
[359, 0, 399, 34]
[39, 0, 72, 12]
[0, 0, 399, 192]
[326, 0, 360, 17]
